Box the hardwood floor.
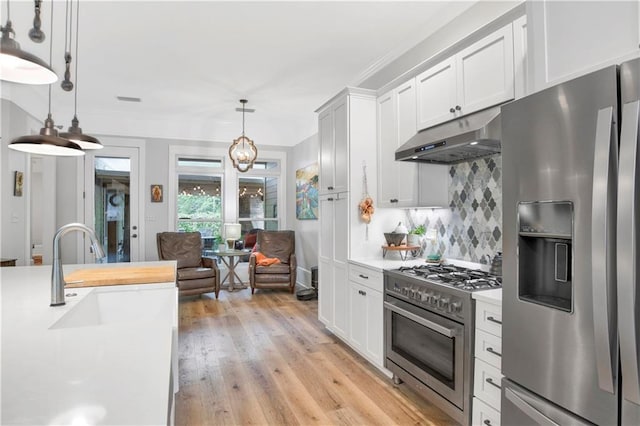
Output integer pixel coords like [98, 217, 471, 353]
[176, 287, 457, 426]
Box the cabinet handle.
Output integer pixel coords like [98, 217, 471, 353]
[486, 347, 502, 357]
[449, 107, 455, 113]
[483, 420, 492, 426]
[359, 290, 367, 296]
[327, 186, 334, 190]
[327, 197, 334, 201]
[455, 105, 461, 111]
[358, 274, 369, 279]
[390, 199, 398, 203]
[486, 316, 502, 325]
[485, 377, 501, 389]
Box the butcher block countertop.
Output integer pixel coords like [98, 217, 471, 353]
[64, 264, 175, 288]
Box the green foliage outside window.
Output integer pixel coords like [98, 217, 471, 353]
[177, 194, 223, 243]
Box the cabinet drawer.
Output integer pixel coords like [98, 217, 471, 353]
[474, 359, 502, 411]
[475, 329, 502, 370]
[472, 397, 501, 426]
[475, 300, 502, 337]
[348, 264, 383, 292]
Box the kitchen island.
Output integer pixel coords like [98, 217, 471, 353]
[0, 261, 178, 425]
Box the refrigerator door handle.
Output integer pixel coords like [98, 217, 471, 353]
[618, 99, 640, 405]
[505, 387, 561, 426]
[591, 106, 618, 394]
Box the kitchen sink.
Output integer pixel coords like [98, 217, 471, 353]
[50, 287, 175, 329]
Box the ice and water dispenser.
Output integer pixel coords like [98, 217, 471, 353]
[518, 201, 573, 312]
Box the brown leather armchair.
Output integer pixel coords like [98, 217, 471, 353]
[249, 230, 296, 293]
[156, 232, 220, 298]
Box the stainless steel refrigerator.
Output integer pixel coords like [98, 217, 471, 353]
[501, 58, 640, 425]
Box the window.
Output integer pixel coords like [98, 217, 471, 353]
[176, 158, 223, 254]
[238, 160, 280, 235]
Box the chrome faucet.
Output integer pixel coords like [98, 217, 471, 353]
[51, 223, 106, 306]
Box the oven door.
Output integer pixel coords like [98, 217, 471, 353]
[384, 296, 465, 408]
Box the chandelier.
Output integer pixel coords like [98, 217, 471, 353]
[229, 99, 258, 173]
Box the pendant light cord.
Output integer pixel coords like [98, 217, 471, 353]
[47, 0, 54, 115]
[6, 0, 10, 20]
[242, 102, 246, 148]
[74, 0, 80, 115]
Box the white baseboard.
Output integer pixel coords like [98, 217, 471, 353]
[296, 266, 311, 288]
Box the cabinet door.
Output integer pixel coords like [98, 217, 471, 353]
[332, 195, 349, 338]
[376, 90, 399, 207]
[333, 98, 349, 194]
[333, 262, 349, 339]
[513, 15, 528, 99]
[318, 109, 334, 194]
[318, 196, 335, 327]
[364, 287, 384, 365]
[528, 1, 639, 91]
[318, 258, 333, 327]
[456, 23, 514, 115]
[349, 281, 367, 353]
[395, 79, 419, 206]
[416, 57, 457, 130]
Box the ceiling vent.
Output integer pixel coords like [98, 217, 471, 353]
[116, 96, 142, 103]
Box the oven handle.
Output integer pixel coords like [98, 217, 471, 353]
[383, 300, 457, 338]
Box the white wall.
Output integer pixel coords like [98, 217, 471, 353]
[287, 134, 319, 288]
[1, 100, 40, 265]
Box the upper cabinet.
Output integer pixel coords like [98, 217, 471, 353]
[416, 23, 515, 131]
[512, 15, 528, 99]
[377, 79, 418, 207]
[319, 96, 349, 194]
[527, 0, 640, 92]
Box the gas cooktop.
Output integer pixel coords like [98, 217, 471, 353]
[395, 263, 502, 291]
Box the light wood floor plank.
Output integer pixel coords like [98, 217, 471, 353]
[175, 288, 457, 426]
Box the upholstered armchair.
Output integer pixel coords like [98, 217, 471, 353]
[156, 232, 220, 298]
[249, 230, 296, 293]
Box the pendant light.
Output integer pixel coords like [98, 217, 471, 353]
[28, 0, 45, 43]
[229, 99, 258, 173]
[9, 0, 84, 157]
[0, 0, 57, 85]
[59, 0, 101, 149]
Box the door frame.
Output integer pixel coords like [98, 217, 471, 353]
[78, 138, 146, 262]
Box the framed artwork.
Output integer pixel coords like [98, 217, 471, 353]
[151, 184, 163, 202]
[13, 171, 23, 197]
[295, 163, 318, 220]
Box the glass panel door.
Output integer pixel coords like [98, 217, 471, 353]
[85, 147, 140, 263]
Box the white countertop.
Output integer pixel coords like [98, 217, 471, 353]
[349, 256, 490, 273]
[472, 288, 502, 305]
[1, 261, 177, 425]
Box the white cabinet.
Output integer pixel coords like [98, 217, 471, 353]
[318, 96, 349, 194]
[348, 263, 385, 369]
[317, 88, 377, 334]
[513, 15, 528, 99]
[417, 23, 515, 131]
[377, 80, 418, 207]
[527, 0, 640, 92]
[416, 57, 458, 130]
[318, 193, 349, 340]
[472, 295, 503, 426]
[377, 79, 448, 208]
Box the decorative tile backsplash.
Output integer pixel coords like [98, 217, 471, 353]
[406, 154, 502, 265]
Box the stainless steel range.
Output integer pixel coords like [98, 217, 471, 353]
[383, 264, 501, 426]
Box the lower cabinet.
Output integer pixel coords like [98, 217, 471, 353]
[346, 262, 386, 371]
[472, 296, 503, 426]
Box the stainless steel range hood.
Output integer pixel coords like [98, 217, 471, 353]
[395, 106, 502, 164]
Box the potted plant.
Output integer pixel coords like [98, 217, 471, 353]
[407, 224, 426, 246]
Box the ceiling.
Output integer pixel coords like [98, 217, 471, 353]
[3, 1, 476, 147]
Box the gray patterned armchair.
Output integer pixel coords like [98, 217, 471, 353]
[156, 232, 220, 298]
[249, 230, 296, 293]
